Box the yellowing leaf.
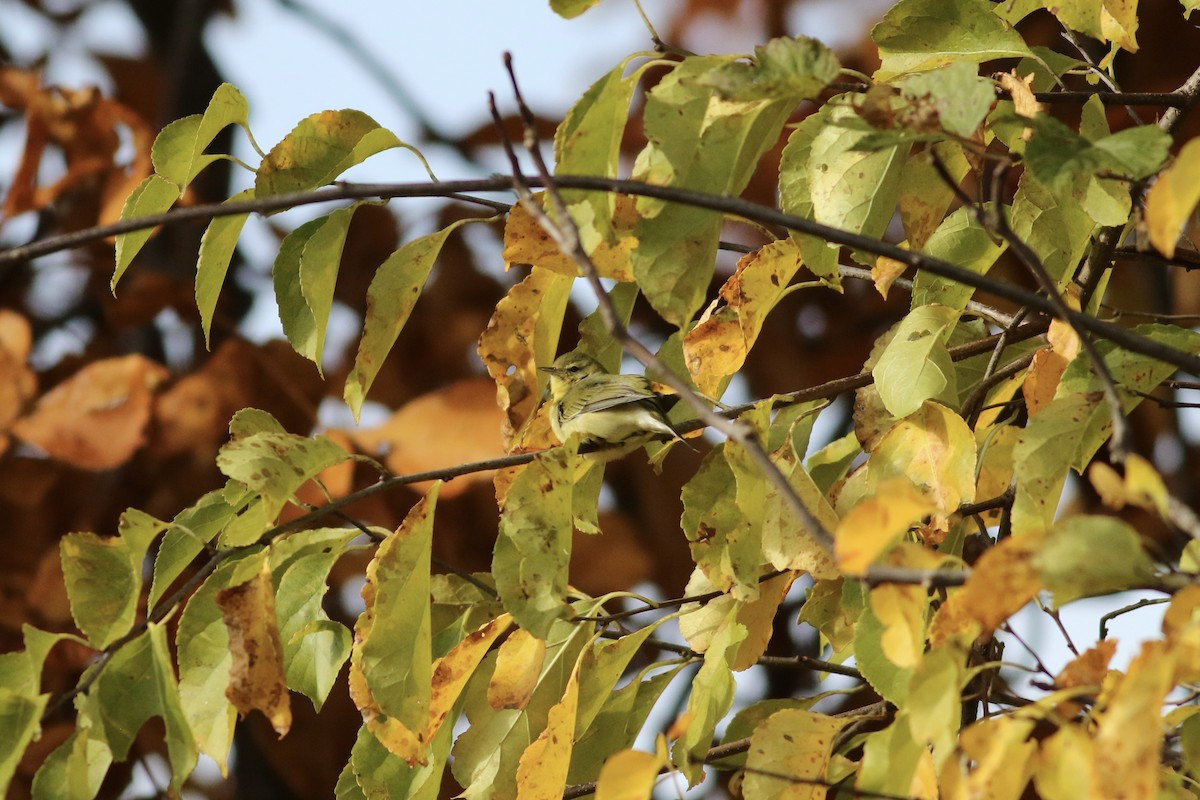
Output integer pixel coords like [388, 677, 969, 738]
[477, 266, 573, 450]
[217, 562, 291, 737]
[956, 716, 1036, 800]
[682, 239, 805, 397]
[488, 628, 546, 710]
[744, 709, 846, 800]
[1035, 516, 1155, 607]
[872, 255, 907, 298]
[836, 477, 935, 575]
[870, 583, 927, 669]
[998, 71, 1044, 119]
[427, 614, 513, 737]
[873, 307, 959, 419]
[595, 749, 667, 800]
[1163, 585, 1200, 683]
[503, 194, 637, 281]
[929, 537, 1040, 647]
[1094, 640, 1174, 800]
[1146, 138, 1200, 258]
[516, 648, 583, 800]
[870, 401, 977, 521]
[1033, 724, 1098, 800]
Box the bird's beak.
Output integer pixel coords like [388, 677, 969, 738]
[538, 366, 563, 376]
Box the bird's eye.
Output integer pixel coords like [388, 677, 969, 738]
[567, 365, 581, 373]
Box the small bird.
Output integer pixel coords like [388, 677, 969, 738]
[539, 352, 690, 452]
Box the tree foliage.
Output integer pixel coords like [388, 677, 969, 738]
[8, 0, 1200, 798]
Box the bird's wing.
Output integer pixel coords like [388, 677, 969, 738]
[560, 376, 663, 420]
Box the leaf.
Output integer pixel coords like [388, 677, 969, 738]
[196, 188, 254, 348]
[152, 83, 249, 186]
[275, 538, 354, 710]
[896, 61, 997, 138]
[872, 305, 959, 418]
[81, 622, 197, 794]
[1093, 640, 1174, 800]
[743, 710, 846, 800]
[549, 0, 601, 18]
[594, 749, 667, 800]
[673, 609, 746, 784]
[216, 410, 349, 521]
[112, 174, 183, 288]
[1041, 0, 1140, 52]
[149, 489, 241, 609]
[216, 560, 291, 736]
[1035, 515, 1156, 607]
[869, 401, 978, 518]
[631, 54, 800, 326]
[12, 354, 169, 470]
[515, 647, 583, 800]
[699, 36, 840, 101]
[872, 0, 1035, 78]
[0, 690, 47, 798]
[256, 109, 430, 197]
[348, 485, 438, 762]
[61, 508, 166, 648]
[488, 629, 547, 711]
[344, 219, 471, 418]
[835, 477, 935, 575]
[929, 536, 1041, 647]
[494, 447, 576, 638]
[29, 714, 112, 800]
[909, 207, 1007, 311]
[683, 239, 805, 398]
[1146, 136, 1200, 258]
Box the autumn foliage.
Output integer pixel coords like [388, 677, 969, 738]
[9, 0, 1200, 799]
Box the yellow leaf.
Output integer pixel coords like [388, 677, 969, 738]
[1088, 454, 1169, 517]
[216, 562, 291, 737]
[870, 401, 977, 517]
[503, 193, 637, 281]
[958, 716, 1036, 800]
[595, 750, 667, 800]
[929, 537, 1040, 647]
[682, 238, 804, 397]
[835, 477, 935, 575]
[870, 583, 926, 669]
[516, 648, 583, 800]
[872, 255, 907, 299]
[1094, 640, 1174, 800]
[1163, 585, 1200, 683]
[997, 71, 1044, 119]
[1146, 137, 1200, 258]
[732, 572, 794, 671]
[426, 614, 513, 740]
[744, 709, 846, 800]
[487, 628, 546, 710]
[1033, 724, 1097, 800]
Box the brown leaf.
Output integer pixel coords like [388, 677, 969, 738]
[348, 378, 506, 499]
[217, 564, 292, 737]
[0, 311, 37, 449]
[12, 354, 168, 470]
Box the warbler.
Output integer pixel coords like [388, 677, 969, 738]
[539, 352, 690, 451]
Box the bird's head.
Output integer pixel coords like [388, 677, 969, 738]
[538, 352, 605, 397]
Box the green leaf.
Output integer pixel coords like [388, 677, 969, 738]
[152, 83, 250, 186]
[872, 0, 1034, 78]
[196, 188, 254, 349]
[256, 109, 431, 197]
[275, 533, 356, 710]
[631, 54, 799, 326]
[30, 715, 112, 800]
[1011, 393, 1096, 536]
[673, 611, 746, 785]
[82, 622, 198, 794]
[853, 581, 914, 705]
[0, 690, 47, 797]
[1009, 172, 1097, 289]
[177, 550, 265, 770]
[216, 413, 349, 521]
[61, 509, 167, 648]
[556, 56, 660, 238]
[549, 0, 602, 18]
[299, 204, 359, 373]
[493, 448, 576, 638]
[573, 618, 671, 738]
[273, 216, 325, 363]
[895, 61, 997, 138]
[680, 446, 742, 590]
[857, 716, 925, 797]
[344, 219, 472, 418]
[149, 488, 242, 609]
[910, 207, 1006, 311]
[779, 111, 840, 280]
[699, 36, 840, 101]
[343, 720, 453, 800]
[722, 403, 774, 600]
[569, 663, 685, 784]
[1036, 516, 1157, 607]
[872, 304, 960, 419]
[112, 174, 182, 289]
[357, 486, 438, 730]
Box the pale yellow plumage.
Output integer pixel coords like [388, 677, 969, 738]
[539, 352, 687, 451]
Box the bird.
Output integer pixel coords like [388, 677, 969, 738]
[538, 352, 691, 452]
